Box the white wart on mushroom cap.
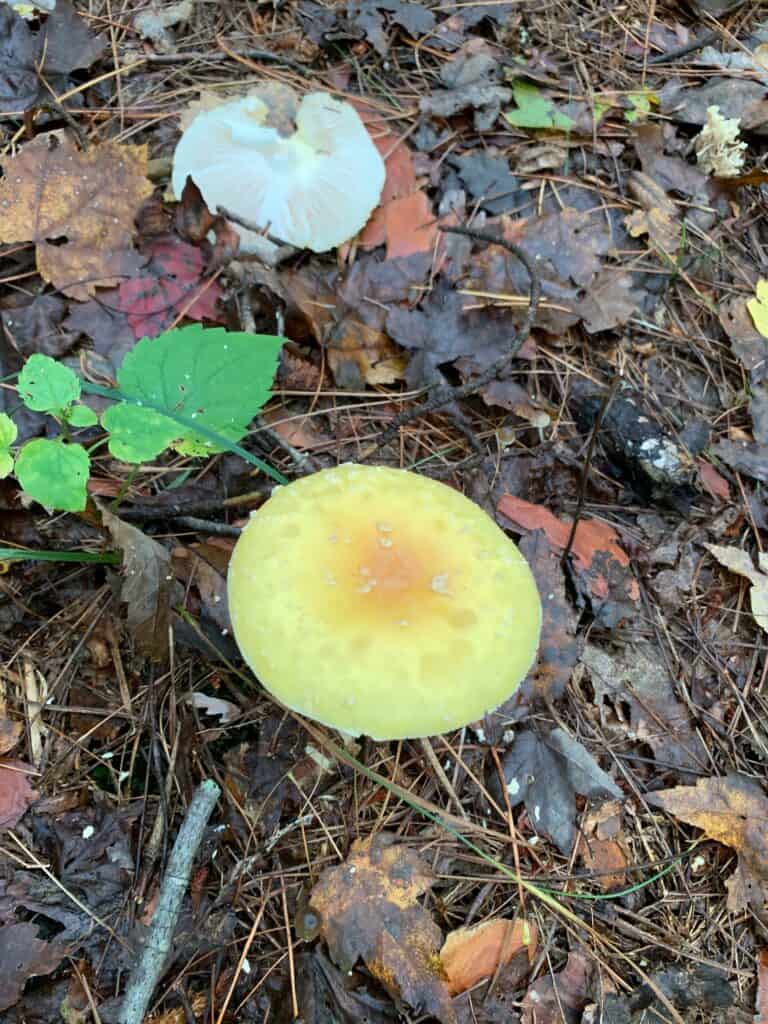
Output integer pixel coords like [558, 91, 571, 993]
[227, 464, 543, 740]
[172, 86, 386, 253]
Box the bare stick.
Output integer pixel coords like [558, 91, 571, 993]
[119, 779, 221, 1024]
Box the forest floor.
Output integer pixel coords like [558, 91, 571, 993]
[0, 0, 767, 1022]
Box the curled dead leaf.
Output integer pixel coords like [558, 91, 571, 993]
[441, 918, 537, 996]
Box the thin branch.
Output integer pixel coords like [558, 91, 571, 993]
[119, 779, 221, 1024]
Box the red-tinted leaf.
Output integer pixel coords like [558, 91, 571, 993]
[0, 760, 37, 831]
[0, 923, 67, 1012]
[116, 236, 224, 339]
[698, 459, 731, 501]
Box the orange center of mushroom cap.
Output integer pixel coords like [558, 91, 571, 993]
[227, 464, 542, 740]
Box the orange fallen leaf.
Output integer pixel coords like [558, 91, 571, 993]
[575, 836, 627, 891]
[497, 494, 639, 603]
[356, 101, 418, 250]
[0, 133, 152, 300]
[441, 918, 537, 996]
[384, 191, 439, 260]
[757, 949, 768, 1024]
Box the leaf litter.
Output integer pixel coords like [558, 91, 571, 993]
[0, 0, 766, 1021]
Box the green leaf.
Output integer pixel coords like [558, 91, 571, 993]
[15, 439, 90, 512]
[102, 403, 181, 462]
[505, 80, 574, 131]
[624, 90, 655, 124]
[18, 354, 80, 414]
[66, 404, 99, 428]
[0, 413, 17, 479]
[101, 324, 284, 464]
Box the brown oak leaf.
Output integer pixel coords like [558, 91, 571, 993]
[0, 133, 152, 300]
[309, 834, 455, 1023]
[647, 774, 768, 913]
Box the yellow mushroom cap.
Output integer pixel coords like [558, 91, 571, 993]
[227, 464, 542, 740]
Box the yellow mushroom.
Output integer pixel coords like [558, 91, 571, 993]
[227, 464, 542, 739]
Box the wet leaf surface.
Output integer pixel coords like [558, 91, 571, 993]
[0, 1, 106, 113]
[648, 775, 768, 912]
[521, 950, 592, 1024]
[489, 728, 622, 853]
[309, 833, 455, 1023]
[0, 134, 152, 300]
[441, 917, 537, 996]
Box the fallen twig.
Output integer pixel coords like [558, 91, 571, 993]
[119, 779, 221, 1024]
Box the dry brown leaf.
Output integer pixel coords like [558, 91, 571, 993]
[521, 950, 593, 1024]
[647, 774, 768, 912]
[310, 834, 455, 1023]
[0, 718, 23, 756]
[581, 642, 708, 776]
[0, 133, 152, 300]
[704, 543, 768, 634]
[575, 835, 627, 891]
[517, 531, 581, 701]
[0, 760, 37, 831]
[625, 170, 681, 256]
[698, 459, 731, 500]
[0, 922, 68, 1013]
[171, 541, 232, 634]
[326, 318, 408, 387]
[441, 918, 537, 996]
[101, 507, 176, 660]
[357, 104, 418, 250]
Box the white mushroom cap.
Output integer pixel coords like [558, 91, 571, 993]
[172, 88, 386, 253]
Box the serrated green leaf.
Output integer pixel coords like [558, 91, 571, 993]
[101, 324, 283, 464]
[18, 354, 80, 414]
[66, 404, 99, 428]
[505, 80, 574, 131]
[15, 439, 89, 512]
[102, 403, 181, 462]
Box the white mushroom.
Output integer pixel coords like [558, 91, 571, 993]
[172, 86, 386, 253]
